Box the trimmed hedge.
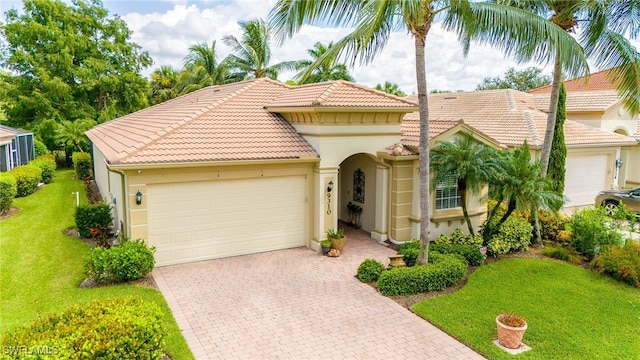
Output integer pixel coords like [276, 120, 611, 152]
[75, 203, 113, 238]
[34, 138, 49, 157]
[9, 165, 42, 197]
[72, 152, 92, 180]
[486, 216, 533, 256]
[1, 297, 166, 359]
[435, 228, 483, 247]
[84, 239, 156, 284]
[30, 155, 57, 184]
[430, 243, 484, 266]
[357, 258, 386, 283]
[0, 172, 17, 214]
[376, 253, 467, 296]
[591, 242, 640, 287]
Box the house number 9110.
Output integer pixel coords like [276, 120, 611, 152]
[326, 192, 332, 215]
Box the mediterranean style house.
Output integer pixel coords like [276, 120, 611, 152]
[87, 77, 637, 266]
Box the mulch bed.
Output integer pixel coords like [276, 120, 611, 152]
[0, 206, 20, 220]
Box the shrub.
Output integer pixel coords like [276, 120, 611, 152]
[30, 155, 57, 184]
[486, 216, 533, 256]
[1, 297, 166, 359]
[567, 207, 623, 260]
[0, 172, 17, 214]
[591, 242, 640, 287]
[75, 203, 113, 238]
[430, 243, 484, 266]
[84, 238, 156, 284]
[376, 253, 467, 296]
[435, 228, 483, 247]
[401, 248, 420, 267]
[34, 138, 49, 157]
[72, 152, 92, 180]
[537, 210, 569, 243]
[9, 165, 42, 197]
[357, 259, 386, 283]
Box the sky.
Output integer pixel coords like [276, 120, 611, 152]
[2, 0, 639, 94]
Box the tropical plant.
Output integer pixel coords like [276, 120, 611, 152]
[178, 41, 242, 94]
[295, 42, 354, 84]
[430, 132, 499, 235]
[55, 119, 96, 153]
[269, 0, 587, 265]
[326, 228, 344, 239]
[497, 0, 640, 176]
[547, 82, 567, 210]
[223, 19, 300, 80]
[374, 81, 407, 96]
[147, 65, 180, 105]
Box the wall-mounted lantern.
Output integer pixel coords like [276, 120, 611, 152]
[136, 190, 143, 205]
[327, 180, 334, 193]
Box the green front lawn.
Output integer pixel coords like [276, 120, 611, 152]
[0, 170, 194, 359]
[413, 258, 640, 359]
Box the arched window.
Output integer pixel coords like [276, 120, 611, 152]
[353, 169, 365, 203]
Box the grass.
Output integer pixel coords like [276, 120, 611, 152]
[413, 258, 640, 359]
[0, 170, 194, 360]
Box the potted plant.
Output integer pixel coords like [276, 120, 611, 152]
[320, 240, 332, 255]
[496, 312, 528, 349]
[326, 228, 346, 252]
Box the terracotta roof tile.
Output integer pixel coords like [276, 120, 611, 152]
[266, 80, 416, 108]
[87, 78, 319, 165]
[403, 90, 636, 148]
[529, 68, 617, 93]
[531, 91, 621, 112]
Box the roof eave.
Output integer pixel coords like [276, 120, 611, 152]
[107, 156, 321, 171]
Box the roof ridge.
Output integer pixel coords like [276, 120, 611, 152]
[522, 111, 542, 146]
[341, 80, 419, 106]
[505, 90, 517, 111]
[312, 81, 341, 106]
[114, 79, 266, 163]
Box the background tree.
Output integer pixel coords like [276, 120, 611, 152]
[430, 133, 498, 235]
[178, 41, 242, 94]
[55, 119, 96, 154]
[270, 0, 586, 265]
[223, 19, 300, 80]
[476, 67, 552, 92]
[147, 66, 180, 105]
[547, 83, 567, 211]
[497, 0, 640, 176]
[1, 0, 152, 129]
[295, 42, 354, 84]
[374, 81, 406, 97]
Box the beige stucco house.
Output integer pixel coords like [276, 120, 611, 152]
[87, 77, 635, 266]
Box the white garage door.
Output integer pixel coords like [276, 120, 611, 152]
[564, 154, 608, 208]
[148, 176, 307, 266]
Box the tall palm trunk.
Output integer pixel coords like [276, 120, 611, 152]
[540, 52, 563, 177]
[416, 34, 431, 266]
[460, 188, 475, 236]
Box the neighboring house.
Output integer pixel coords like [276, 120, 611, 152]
[87, 78, 635, 266]
[529, 68, 640, 187]
[0, 125, 35, 172]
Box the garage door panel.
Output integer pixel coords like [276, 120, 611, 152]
[148, 176, 306, 266]
[565, 154, 608, 207]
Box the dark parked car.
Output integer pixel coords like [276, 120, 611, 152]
[595, 186, 640, 216]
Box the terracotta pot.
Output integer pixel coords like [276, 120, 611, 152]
[330, 235, 346, 252]
[496, 315, 527, 349]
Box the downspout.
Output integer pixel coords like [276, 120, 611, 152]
[107, 164, 129, 238]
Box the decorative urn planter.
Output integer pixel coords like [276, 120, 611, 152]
[330, 236, 347, 252]
[496, 313, 528, 349]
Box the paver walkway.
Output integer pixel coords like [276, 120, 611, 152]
[153, 227, 485, 360]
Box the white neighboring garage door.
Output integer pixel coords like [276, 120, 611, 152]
[148, 176, 307, 266]
[564, 154, 608, 208]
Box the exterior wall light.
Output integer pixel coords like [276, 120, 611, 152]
[136, 190, 143, 205]
[615, 158, 623, 169]
[327, 180, 334, 193]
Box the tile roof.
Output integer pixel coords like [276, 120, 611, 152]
[266, 80, 417, 108]
[529, 68, 617, 93]
[531, 91, 621, 112]
[403, 90, 637, 148]
[86, 78, 319, 165]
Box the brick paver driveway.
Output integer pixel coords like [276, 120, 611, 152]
[153, 227, 485, 360]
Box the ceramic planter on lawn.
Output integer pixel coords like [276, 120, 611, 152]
[496, 313, 528, 349]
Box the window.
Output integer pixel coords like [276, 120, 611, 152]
[435, 174, 461, 210]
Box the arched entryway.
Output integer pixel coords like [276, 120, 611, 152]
[338, 153, 379, 235]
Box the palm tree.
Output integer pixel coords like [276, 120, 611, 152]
[295, 42, 354, 84]
[374, 81, 407, 97]
[148, 66, 179, 105]
[269, 0, 587, 265]
[498, 0, 640, 176]
[55, 119, 96, 153]
[223, 19, 300, 80]
[178, 41, 241, 94]
[485, 142, 563, 244]
[430, 133, 499, 236]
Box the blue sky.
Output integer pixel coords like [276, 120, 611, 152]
[2, 0, 639, 94]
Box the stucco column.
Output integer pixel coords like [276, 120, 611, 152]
[371, 164, 389, 242]
[313, 167, 339, 250]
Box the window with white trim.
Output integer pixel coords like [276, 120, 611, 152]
[435, 174, 461, 210]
